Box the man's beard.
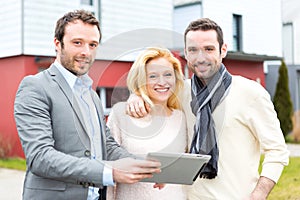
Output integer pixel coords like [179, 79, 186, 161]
[60, 51, 92, 76]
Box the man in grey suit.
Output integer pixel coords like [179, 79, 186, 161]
[14, 10, 160, 200]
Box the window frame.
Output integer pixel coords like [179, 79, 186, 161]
[232, 14, 243, 52]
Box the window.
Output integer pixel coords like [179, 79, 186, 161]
[232, 14, 242, 51]
[173, 2, 202, 35]
[283, 23, 294, 64]
[96, 87, 130, 115]
[81, 0, 93, 5]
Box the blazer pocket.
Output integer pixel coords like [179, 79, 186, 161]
[25, 173, 66, 191]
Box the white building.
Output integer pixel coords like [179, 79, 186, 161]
[1, 0, 284, 59]
[0, 0, 175, 60]
[282, 0, 300, 64]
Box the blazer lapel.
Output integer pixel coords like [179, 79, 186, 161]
[48, 65, 73, 101]
[47, 64, 90, 149]
[91, 91, 107, 159]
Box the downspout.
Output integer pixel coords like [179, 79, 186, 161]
[98, 0, 101, 33]
[21, 0, 24, 55]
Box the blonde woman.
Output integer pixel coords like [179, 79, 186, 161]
[107, 47, 188, 200]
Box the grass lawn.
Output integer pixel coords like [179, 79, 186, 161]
[268, 157, 300, 200]
[0, 156, 299, 199]
[0, 157, 26, 171]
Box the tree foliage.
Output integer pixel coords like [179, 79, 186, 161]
[273, 60, 293, 137]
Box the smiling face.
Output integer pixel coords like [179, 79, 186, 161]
[185, 29, 227, 84]
[54, 20, 100, 76]
[146, 57, 176, 106]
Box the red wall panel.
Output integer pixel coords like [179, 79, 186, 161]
[0, 56, 39, 157]
[90, 60, 132, 89]
[223, 59, 265, 87]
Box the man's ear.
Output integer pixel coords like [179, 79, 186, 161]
[184, 47, 187, 60]
[54, 38, 61, 52]
[221, 43, 228, 58]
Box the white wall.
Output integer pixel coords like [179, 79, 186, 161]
[99, 0, 174, 61]
[0, 0, 23, 58]
[23, 0, 97, 57]
[0, 0, 174, 60]
[173, 2, 202, 36]
[202, 0, 282, 57]
[0, 0, 97, 58]
[101, 0, 172, 40]
[0, 0, 284, 59]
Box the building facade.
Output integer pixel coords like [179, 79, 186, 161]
[0, 0, 283, 157]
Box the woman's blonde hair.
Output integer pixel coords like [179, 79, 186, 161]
[127, 47, 184, 110]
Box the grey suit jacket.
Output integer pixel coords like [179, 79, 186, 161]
[14, 64, 131, 200]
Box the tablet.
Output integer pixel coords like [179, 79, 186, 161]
[141, 152, 211, 185]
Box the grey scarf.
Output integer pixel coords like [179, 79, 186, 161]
[190, 64, 232, 179]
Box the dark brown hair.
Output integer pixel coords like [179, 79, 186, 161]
[184, 18, 223, 53]
[54, 10, 101, 48]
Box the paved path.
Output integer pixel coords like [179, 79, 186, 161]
[287, 143, 300, 157]
[0, 144, 299, 199]
[0, 168, 24, 200]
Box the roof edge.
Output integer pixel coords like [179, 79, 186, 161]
[225, 51, 282, 62]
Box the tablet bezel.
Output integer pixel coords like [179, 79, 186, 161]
[141, 152, 211, 185]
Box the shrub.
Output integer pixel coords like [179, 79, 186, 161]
[273, 60, 293, 137]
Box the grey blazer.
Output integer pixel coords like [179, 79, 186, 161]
[14, 64, 130, 200]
